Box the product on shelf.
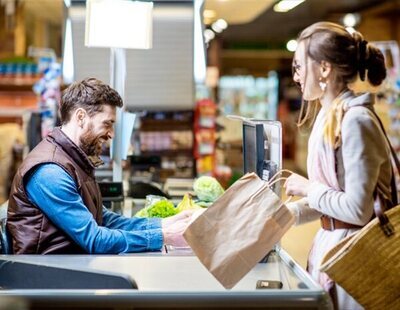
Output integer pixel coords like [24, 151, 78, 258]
[33, 61, 61, 138]
[194, 99, 217, 176]
[137, 110, 195, 181]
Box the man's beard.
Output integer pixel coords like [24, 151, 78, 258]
[79, 123, 106, 157]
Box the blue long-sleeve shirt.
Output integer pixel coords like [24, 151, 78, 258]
[25, 164, 163, 253]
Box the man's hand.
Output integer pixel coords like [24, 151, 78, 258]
[284, 173, 312, 197]
[162, 210, 193, 229]
[161, 210, 194, 247]
[188, 208, 206, 225]
[162, 218, 190, 247]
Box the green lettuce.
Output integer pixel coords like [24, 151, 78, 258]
[193, 176, 224, 202]
[135, 200, 177, 218]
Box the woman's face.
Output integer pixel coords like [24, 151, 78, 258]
[293, 41, 323, 101]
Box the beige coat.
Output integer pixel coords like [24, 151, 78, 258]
[289, 92, 392, 309]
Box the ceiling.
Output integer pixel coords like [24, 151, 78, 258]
[22, 0, 398, 46]
[206, 0, 398, 47]
[204, 0, 275, 25]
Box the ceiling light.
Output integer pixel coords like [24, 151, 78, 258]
[286, 39, 298, 52]
[274, 0, 305, 13]
[343, 13, 360, 27]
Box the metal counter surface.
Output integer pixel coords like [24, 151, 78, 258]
[0, 248, 333, 309]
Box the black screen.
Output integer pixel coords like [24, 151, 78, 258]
[243, 123, 257, 174]
[98, 182, 123, 198]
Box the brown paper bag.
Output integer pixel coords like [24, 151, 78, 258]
[183, 172, 294, 289]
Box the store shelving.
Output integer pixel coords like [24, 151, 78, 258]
[137, 110, 195, 181]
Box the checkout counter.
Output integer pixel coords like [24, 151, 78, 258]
[0, 199, 332, 309]
[0, 204, 333, 308]
[0, 247, 332, 309]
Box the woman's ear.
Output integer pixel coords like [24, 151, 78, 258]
[320, 61, 332, 79]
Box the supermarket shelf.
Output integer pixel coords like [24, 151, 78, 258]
[140, 149, 193, 157]
[141, 119, 193, 131]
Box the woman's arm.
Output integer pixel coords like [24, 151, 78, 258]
[287, 197, 321, 225]
[307, 107, 391, 225]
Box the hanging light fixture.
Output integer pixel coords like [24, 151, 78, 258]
[273, 0, 305, 13]
[286, 39, 298, 52]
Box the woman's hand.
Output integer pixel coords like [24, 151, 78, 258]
[284, 173, 311, 197]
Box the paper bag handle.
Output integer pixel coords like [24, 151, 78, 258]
[266, 172, 294, 209]
[268, 169, 294, 185]
[268, 177, 288, 187]
[282, 195, 293, 205]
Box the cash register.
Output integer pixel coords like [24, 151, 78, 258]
[98, 181, 124, 211]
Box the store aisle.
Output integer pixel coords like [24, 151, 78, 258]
[281, 220, 320, 269]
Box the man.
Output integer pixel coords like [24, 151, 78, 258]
[7, 78, 191, 254]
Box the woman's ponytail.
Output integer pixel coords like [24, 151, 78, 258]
[366, 45, 387, 86]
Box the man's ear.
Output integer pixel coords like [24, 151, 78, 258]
[320, 61, 332, 79]
[75, 108, 87, 128]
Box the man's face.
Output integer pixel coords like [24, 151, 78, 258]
[79, 105, 116, 157]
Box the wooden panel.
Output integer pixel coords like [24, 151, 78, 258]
[0, 90, 37, 126]
[0, 91, 37, 109]
[0, 116, 23, 126]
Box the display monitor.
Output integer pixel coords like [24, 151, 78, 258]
[242, 120, 282, 192]
[243, 123, 264, 179]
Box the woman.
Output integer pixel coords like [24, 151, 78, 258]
[284, 22, 392, 309]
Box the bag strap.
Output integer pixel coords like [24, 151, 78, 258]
[369, 108, 398, 236]
[376, 191, 395, 236]
[370, 109, 399, 205]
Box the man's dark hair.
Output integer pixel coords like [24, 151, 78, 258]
[60, 77, 123, 124]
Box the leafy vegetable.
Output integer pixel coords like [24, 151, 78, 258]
[135, 207, 149, 218]
[135, 200, 177, 218]
[195, 200, 213, 208]
[193, 176, 224, 202]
